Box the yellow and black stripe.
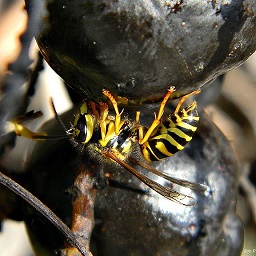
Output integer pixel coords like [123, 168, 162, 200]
[141, 102, 199, 162]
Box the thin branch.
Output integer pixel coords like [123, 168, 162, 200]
[0, 171, 91, 256]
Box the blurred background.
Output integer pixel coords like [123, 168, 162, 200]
[0, 0, 256, 255]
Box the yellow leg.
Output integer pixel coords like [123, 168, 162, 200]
[5, 121, 47, 140]
[4, 111, 47, 140]
[174, 89, 201, 114]
[139, 86, 176, 145]
[135, 111, 140, 125]
[102, 89, 122, 135]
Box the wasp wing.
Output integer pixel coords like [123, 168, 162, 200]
[102, 149, 195, 206]
[129, 157, 208, 192]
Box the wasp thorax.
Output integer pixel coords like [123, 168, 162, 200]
[108, 124, 134, 155]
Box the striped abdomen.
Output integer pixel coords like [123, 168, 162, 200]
[141, 102, 199, 162]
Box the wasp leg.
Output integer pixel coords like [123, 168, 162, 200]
[174, 89, 201, 114]
[135, 111, 144, 142]
[139, 86, 176, 145]
[7, 121, 48, 140]
[7, 120, 65, 140]
[102, 89, 123, 135]
[99, 101, 109, 141]
[4, 111, 47, 140]
[98, 100, 120, 145]
[5, 107, 66, 140]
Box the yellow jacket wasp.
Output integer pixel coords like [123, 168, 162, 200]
[6, 86, 208, 206]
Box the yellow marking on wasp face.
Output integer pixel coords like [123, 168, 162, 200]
[72, 103, 95, 144]
[84, 114, 94, 143]
[80, 102, 88, 115]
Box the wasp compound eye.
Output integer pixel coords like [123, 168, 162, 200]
[75, 115, 89, 143]
[73, 102, 95, 144]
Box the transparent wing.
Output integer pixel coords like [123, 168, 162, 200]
[129, 157, 209, 192]
[102, 149, 195, 206]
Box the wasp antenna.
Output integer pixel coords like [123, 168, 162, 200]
[0, 171, 91, 256]
[50, 98, 68, 133]
[31, 134, 68, 140]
